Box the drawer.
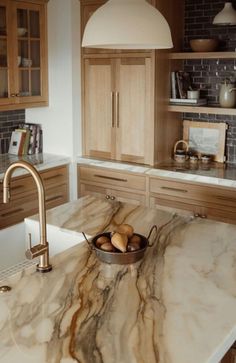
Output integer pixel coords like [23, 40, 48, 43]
[0, 183, 68, 229]
[150, 196, 236, 225]
[79, 166, 146, 191]
[0, 165, 68, 201]
[41, 165, 69, 188]
[149, 177, 236, 210]
[80, 182, 146, 206]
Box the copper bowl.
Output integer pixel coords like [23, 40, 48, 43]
[83, 226, 157, 265]
[190, 39, 219, 52]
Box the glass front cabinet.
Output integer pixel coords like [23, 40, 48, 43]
[0, 0, 48, 110]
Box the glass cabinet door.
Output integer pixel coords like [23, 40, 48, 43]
[16, 4, 42, 98]
[0, 1, 10, 102]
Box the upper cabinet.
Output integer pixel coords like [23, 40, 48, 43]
[0, 0, 48, 111]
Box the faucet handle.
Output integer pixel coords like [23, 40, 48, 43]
[28, 233, 32, 250]
[25, 237, 49, 260]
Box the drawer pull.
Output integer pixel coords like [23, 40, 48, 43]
[46, 195, 63, 203]
[216, 195, 236, 202]
[110, 196, 116, 200]
[161, 186, 188, 193]
[105, 195, 110, 199]
[44, 174, 64, 181]
[1, 208, 24, 217]
[11, 185, 24, 191]
[94, 174, 128, 183]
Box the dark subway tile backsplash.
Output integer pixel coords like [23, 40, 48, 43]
[183, 0, 236, 163]
[0, 110, 25, 154]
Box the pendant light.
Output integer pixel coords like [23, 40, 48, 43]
[213, 2, 236, 25]
[82, 0, 173, 49]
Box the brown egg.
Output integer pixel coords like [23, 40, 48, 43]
[111, 232, 128, 253]
[96, 235, 111, 247]
[129, 234, 141, 246]
[127, 242, 140, 252]
[116, 224, 134, 238]
[100, 242, 115, 252]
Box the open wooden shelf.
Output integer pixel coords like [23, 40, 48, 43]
[168, 104, 236, 115]
[168, 51, 236, 60]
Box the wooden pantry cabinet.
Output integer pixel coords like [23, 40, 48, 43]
[0, 0, 48, 111]
[0, 165, 69, 229]
[78, 165, 147, 206]
[81, 0, 184, 165]
[83, 56, 154, 165]
[149, 176, 236, 224]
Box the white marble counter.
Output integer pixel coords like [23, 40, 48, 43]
[77, 156, 236, 188]
[0, 153, 71, 180]
[77, 156, 151, 174]
[1, 195, 236, 363]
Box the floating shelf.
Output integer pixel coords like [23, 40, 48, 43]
[168, 51, 236, 60]
[168, 105, 236, 116]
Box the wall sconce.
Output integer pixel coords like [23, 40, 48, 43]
[213, 2, 236, 25]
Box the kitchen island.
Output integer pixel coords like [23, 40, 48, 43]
[1, 195, 236, 363]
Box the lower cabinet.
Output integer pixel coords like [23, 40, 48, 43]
[78, 165, 147, 206]
[78, 165, 236, 225]
[0, 165, 69, 229]
[149, 176, 236, 224]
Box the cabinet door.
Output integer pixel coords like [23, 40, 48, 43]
[115, 57, 154, 165]
[0, 0, 13, 106]
[83, 58, 116, 159]
[79, 182, 146, 206]
[12, 1, 48, 105]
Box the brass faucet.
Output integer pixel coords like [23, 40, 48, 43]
[3, 160, 52, 273]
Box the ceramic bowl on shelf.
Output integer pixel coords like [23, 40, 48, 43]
[190, 39, 219, 52]
[22, 58, 32, 67]
[17, 27, 27, 37]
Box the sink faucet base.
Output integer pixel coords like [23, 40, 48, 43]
[36, 264, 52, 273]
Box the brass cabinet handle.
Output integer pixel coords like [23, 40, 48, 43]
[94, 174, 128, 182]
[110, 196, 116, 200]
[11, 185, 24, 191]
[44, 174, 64, 181]
[160, 186, 188, 193]
[105, 195, 110, 199]
[215, 195, 236, 202]
[111, 92, 115, 128]
[1, 208, 24, 217]
[10, 93, 16, 97]
[46, 195, 63, 203]
[15, 93, 20, 97]
[115, 92, 120, 128]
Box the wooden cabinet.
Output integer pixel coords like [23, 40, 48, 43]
[0, 0, 48, 111]
[78, 165, 147, 206]
[81, 0, 184, 165]
[83, 56, 154, 165]
[149, 176, 236, 224]
[0, 165, 69, 229]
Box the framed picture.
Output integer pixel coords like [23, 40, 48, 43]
[183, 120, 228, 163]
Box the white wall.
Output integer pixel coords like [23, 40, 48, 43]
[26, 0, 81, 199]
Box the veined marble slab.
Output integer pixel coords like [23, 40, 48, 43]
[1, 195, 236, 363]
[77, 156, 151, 174]
[77, 156, 236, 188]
[0, 153, 71, 180]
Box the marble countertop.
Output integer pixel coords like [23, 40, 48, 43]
[77, 156, 236, 188]
[1, 195, 236, 363]
[0, 153, 71, 180]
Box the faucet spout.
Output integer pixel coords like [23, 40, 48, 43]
[3, 160, 52, 273]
